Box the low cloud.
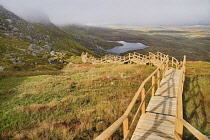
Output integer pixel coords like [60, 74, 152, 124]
[1, 0, 210, 26]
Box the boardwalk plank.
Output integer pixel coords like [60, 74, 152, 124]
[131, 69, 180, 139]
[155, 86, 178, 97]
[131, 113, 175, 140]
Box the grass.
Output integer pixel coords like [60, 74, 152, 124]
[0, 20, 96, 72]
[0, 59, 209, 139]
[0, 63, 155, 139]
[183, 61, 210, 139]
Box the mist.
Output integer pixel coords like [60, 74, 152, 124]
[0, 0, 210, 26]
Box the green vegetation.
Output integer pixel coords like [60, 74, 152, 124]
[60, 25, 125, 52]
[0, 63, 155, 139]
[0, 57, 209, 139]
[0, 25, 95, 71]
[79, 25, 210, 61]
[0, 16, 97, 72]
[183, 61, 210, 139]
[31, 23, 93, 55]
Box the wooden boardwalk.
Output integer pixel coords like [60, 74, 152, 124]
[84, 52, 208, 140]
[131, 70, 182, 140]
[81, 52, 152, 65]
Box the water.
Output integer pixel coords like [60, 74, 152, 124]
[107, 41, 147, 54]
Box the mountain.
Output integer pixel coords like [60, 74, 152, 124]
[18, 9, 58, 28]
[0, 5, 94, 71]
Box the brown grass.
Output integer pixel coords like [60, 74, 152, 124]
[0, 63, 155, 139]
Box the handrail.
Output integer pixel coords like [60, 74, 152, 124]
[174, 55, 185, 139]
[174, 55, 208, 140]
[81, 52, 150, 64]
[95, 53, 169, 140]
[81, 52, 207, 139]
[175, 118, 209, 140]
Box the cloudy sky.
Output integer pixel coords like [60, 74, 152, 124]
[0, 0, 210, 26]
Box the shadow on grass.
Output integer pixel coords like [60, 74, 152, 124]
[0, 70, 61, 134]
[183, 76, 209, 140]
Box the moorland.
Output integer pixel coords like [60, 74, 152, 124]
[0, 5, 210, 139]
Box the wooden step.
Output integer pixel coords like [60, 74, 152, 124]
[131, 129, 174, 140]
[131, 112, 175, 140]
[130, 68, 183, 139]
[146, 96, 177, 116]
[160, 81, 179, 88]
[155, 86, 178, 97]
[130, 59, 146, 65]
[164, 70, 182, 78]
[161, 76, 180, 83]
[150, 59, 162, 67]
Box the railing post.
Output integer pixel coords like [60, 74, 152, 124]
[162, 65, 165, 79]
[141, 87, 146, 114]
[152, 75, 155, 96]
[176, 98, 183, 139]
[175, 70, 184, 139]
[123, 118, 128, 139]
[172, 57, 174, 67]
[157, 69, 160, 88]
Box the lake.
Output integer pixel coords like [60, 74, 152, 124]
[107, 41, 147, 54]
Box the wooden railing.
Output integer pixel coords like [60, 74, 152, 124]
[81, 52, 208, 140]
[175, 118, 209, 140]
[81, 52, 150, 64]
[94, 53, 169, 140]
[174, 56, 209, 140]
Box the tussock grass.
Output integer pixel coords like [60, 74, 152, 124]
[183, 61, 210, 139]
[0, 63, 155, 139]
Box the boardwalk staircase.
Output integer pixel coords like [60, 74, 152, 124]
[81, 52, 151, 65]
[81, 52, 208, 140]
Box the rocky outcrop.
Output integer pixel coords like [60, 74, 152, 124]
[0, 5, 97, 69]
[73, 36, 111, 56]
[0, 66, 8, 71]
[10, 57, 24, 64]
[48, 58, 55, 64]
[27, 44, 54, 56]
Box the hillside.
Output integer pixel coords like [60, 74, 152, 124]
[0, 5, 94, 72]
[183, 61, 210, 139]
[0, 63, 156, 139]
[61, 24, 210, 61]
[0, 60, 209, 139]
[60, 25, 122, 56]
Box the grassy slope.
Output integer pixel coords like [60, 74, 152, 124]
[0, 23, 96, 72]
[0, 9, 96, 71]
[1, 24, 209, 139]
[60, 25, 123, 50]
[31, 23, 93, 55]
[0, 58, 209, 139]
[0, 62, 155, 139]
[183, 61, 210, 139]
